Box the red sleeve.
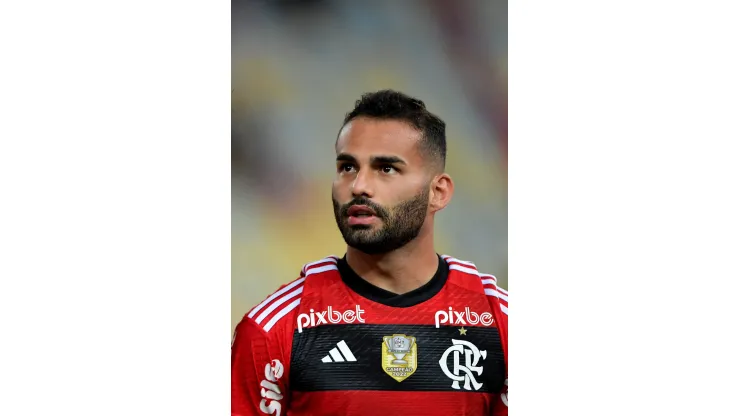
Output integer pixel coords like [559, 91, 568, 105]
[231, 317, 291, 416]
[490, 377, 508, 415]
[490, 285, 508, 415]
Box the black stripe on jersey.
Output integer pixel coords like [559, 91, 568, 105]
[289, 324, 505, 393]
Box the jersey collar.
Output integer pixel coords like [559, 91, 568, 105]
[336, 254, 449, 307]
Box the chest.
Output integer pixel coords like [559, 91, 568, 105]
[287, 296, 506, 395]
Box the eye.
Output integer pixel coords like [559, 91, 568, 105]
[380, 165, 397, 174]
[338, 163, 355, 173]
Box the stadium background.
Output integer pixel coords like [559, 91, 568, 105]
[232, 0, 507, 331]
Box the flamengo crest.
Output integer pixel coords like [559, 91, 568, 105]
[439, 339, 487, 391]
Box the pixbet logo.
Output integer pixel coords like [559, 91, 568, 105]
[439, 339, 487, 391]
[259, 359, 284, 416]
[434, 307, 494, 328]
[297, 305, 366, 333]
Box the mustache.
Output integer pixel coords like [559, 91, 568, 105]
[339, 197, 386, 219]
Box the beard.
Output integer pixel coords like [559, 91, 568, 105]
[332, 187, 430, 255]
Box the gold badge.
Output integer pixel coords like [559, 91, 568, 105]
[382, 334, 417, 382]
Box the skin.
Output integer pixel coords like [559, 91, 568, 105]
[332, 116, 454, 295]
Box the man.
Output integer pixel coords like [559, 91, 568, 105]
[232, 90, 508, 415]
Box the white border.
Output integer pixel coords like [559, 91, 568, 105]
[512, 1, 740, 414]
[0, 0, 230, 414]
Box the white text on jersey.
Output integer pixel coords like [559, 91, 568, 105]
[435, 307, 494, 328]
[297, 305, 366, 333]
[259, 359, 284, 416]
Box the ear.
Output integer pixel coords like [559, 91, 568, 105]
[429, 173, 454, 213]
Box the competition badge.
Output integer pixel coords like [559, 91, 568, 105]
[382, 334, 417, 382]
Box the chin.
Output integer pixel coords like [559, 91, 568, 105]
[348, 223, 374, 230]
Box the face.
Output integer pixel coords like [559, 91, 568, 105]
[332, 117, 433, 255]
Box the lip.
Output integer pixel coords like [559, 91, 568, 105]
[348, 215, 377, 226]
[347, 205, 377, 217]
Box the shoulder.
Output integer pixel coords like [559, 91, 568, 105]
[240, 255, 340, 335]
[442, 254, 508, 316]
[299, 255, 340, 277]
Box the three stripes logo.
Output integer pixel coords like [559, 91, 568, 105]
[321, 340, 357, 363]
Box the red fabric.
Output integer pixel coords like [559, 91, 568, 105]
[232, 259, 508, 416]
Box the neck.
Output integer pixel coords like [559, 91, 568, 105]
[345, 225, 439, 295]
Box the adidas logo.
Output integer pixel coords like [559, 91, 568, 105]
[321, 340, 357, 363]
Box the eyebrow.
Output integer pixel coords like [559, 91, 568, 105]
[336, 153, 407, 165]
[336, 153, 357, 164]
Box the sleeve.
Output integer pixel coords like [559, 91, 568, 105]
[231, 317, 290, 416]
[490, 285, 508, 415]
[490, 378, 508, 415]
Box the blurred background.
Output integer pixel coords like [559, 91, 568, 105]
[232, 0, 507, 331]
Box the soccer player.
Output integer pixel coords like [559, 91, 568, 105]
[232, 90, 508, 415]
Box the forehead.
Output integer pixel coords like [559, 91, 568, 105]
[336, 117, 423, 161]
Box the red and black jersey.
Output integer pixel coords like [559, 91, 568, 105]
[232, 254, 509, 416]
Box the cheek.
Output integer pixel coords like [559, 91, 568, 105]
[331, 181, 346, 200]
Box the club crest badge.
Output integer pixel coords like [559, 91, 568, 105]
[382, 334, 417, 382]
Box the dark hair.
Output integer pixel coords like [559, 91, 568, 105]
[341, 90, 446, 171]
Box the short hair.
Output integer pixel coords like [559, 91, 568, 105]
[340, 90, 446, 171]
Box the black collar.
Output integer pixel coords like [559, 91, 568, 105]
[336, 254, 449, 308]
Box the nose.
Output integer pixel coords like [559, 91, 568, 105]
[351, 170, 374, 198]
